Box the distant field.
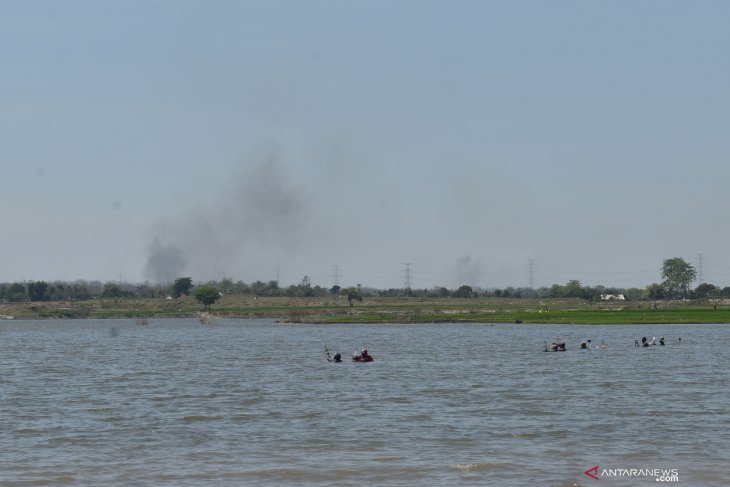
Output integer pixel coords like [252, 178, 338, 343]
[2, 295, 730, 324]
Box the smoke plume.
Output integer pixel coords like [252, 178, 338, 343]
[456, 255, 483, 288]
[143, 155, 309, 283]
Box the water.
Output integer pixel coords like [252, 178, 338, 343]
[1, 319, 728, 486]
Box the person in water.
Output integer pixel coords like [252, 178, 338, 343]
[580, 340, 592, 349]
[659, 337, 665, 346]
[353, 349, 372, 360]
[641, 337, 649, 347]
[549, 342, 566, 351]
[332, 352, 342, 362]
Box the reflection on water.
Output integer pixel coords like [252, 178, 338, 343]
[1, 319, 728, 486]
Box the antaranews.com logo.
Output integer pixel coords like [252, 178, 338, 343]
[584, 465, 679, 482]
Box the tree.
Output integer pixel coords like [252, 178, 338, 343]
[453, 285, 475, 298]
[564, 280, 583, 298]
[219, 278, 234, 294]
[101, 283, 125, 298]
[299, 275, 314, 297]
[6, 283, 27, 302]
[707, 288, 724, 309]
[69, 281, 92, 300]
[434, 286, 450, 298]
[250, 280, 268, 296]
[171, 277, 193, 298]
[341, 287, 363, 307]
[645, 283, 667, 300]
[194, 285, 221, 310]
[580, 286, 599, 303]
[549, 284, 565, 298]
[694, 283, 718, 299]
[661, 258, 697, 298]
[27, 281, 49, 301]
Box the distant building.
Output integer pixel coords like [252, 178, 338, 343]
[600, 294, 625, 301]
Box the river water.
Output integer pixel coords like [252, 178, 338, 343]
[1, 319, 727, 486]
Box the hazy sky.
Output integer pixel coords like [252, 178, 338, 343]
[2, 1, 730, 289]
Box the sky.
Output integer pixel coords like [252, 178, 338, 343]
[2, 0, 730, 290]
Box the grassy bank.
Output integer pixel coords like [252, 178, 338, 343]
[1, 295, 730, 324]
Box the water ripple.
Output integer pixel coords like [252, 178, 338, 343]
[0, 319, 728, 486]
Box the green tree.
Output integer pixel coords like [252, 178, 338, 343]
[299, 275, 314, 297]
[661, 257, 697, 298]
[6, 283, 27, 302]
[250, 280, 267, 296]
[27, 281, 49, 301]
[171, 277, 193, 298]
[194, 285, 221, 310]
[453, 285, 475, 298]
[564, 280, 583, 298]
[707, 287, 724, 309]
[69, 281, 92, 300]
[580, 286, 599, 302]
[219, 278, 234, 294]
[694, 283, 718, 299]
[428, 286, 450, 298]
[645, 283, 667, 300]
[102, 283, 125, 298]
[549, 284, 565, 298]
[341, 287, 363, 307]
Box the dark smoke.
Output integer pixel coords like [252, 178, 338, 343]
[144, 239, 188, 283]
[456, 255, 483, 287]
[143, 155, 309, 283]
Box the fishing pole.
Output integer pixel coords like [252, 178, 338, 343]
[315, 324, 333, 362]
[323, 343, 333, 362]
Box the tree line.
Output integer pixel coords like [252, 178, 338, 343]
[1, 257, 721, 304]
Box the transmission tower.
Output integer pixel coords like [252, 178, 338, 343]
[333, 265, 341, 287]
[402, 262, 413, 289]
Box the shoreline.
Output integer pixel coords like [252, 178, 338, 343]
[2, 296, 730, 324]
